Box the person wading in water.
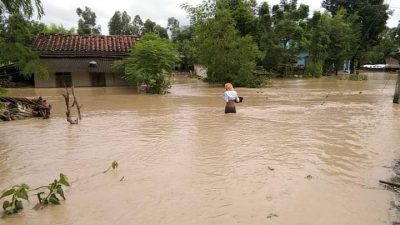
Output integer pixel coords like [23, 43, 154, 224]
[223, 83, 240, 114]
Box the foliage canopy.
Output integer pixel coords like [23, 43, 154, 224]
[113, 33, 180, 94]
[0, 0, 48, 88]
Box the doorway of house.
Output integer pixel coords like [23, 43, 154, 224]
[55, 72, 72, 87]
[90, 72, 106, 87]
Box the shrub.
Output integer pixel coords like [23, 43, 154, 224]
[304, 61, 323, 77]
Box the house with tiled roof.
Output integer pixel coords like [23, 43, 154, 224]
[32, 33, 138, 88]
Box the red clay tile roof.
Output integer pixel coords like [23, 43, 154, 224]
[32, 33, 138, 58]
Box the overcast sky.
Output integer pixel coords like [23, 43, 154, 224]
[39, 0, 400, 35]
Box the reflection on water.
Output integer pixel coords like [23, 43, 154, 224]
[1, 74, 400, 225]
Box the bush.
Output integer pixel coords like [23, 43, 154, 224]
[304, 61, 323, 77]
[113, 33, 180, 94]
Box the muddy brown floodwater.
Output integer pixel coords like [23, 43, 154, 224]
[0, 73, 400, 225]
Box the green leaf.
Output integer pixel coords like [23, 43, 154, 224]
[1, 189, 15, 199]
[56, 186, 65, 200]
[49, 194, 60, 205]
[20, 184, 30, 190]
[59, 174, 70, 187]
[112, 161, 119, 170]
[16, 188, 29, 201]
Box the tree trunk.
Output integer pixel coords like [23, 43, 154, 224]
[350, 57, 355, 74]
[394, 71, 400, 104]
[334, 62, 338, 76]
[62, 87, 82, 124]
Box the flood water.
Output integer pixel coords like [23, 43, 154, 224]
[1, 73, 400, 225]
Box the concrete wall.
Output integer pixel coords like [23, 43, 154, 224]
[106, 72, 130, 86]
[34, 58, 130, 88]
[35, 71, 130, 87]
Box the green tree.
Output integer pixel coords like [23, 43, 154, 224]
[108, 11, 133, 35]
[260, 0, 308, 76]
[303, 12, 331, 77]
[108, 11, 123, 35]
[154, 25, 168, 39]
[325, 10, 357, 75]
[43, 23, 75, 34]
[218, 0, 258, 37]
[0, 0, 48, 95]
[364, 24, 400, 64]
[322, 0, 390, 73]
[132, 15, 143, 36]
[30, 20, 46, 35]
[0, 0, 44, 18]
[299, 9, 356, 76]
[76, 6, 101, 35]
[143, 19, 156, 34]
[189, 3, 263, 87]
[176, 26, 196, 71]
[167, 17, 180, 41]
[113, 33, 180, 94]
[143, 19, 168, 39]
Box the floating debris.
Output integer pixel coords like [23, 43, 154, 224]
[0, 96, 51, 121]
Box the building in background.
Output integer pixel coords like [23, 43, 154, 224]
[32, 33, 138, 88]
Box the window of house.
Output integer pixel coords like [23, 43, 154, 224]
[90, 72, 106, 87]
[55, 72, 72, 87]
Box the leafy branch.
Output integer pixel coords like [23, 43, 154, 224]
[0, 184, 29, 214]
[36, 174, 70, 205]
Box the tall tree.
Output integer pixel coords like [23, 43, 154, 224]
[167, 17, 180, 41]
[325, 10, 357, 75]
[132, 15, 144, 36]
[322, 0, 390, 73]
[174, 25, 195, 71]
[218, 0, 258, 37]
[30, 20, 46, 35]
[364, 24, 400, 64]
[143, 19, 168, 39]
[0, 0, 48, 94]
[0, 0, 44, 18]
[143, 19, 156, 34]
[120, 11, 133, 34]
[76, 6, 101, 35]
[108, 11, 123, 35]
[108, 11, 134, 35]
[185, 1, 263, 87]
[260, 0, 308, 76]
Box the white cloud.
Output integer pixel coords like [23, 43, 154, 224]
[38, 0, 399, 35]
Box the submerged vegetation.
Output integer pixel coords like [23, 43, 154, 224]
[0, 174, 69, 215]
[339, 73, 368, 81]
[1, 184, 29, 214]
[36, 174, 70, 205]
[0, 161, 120, 215]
